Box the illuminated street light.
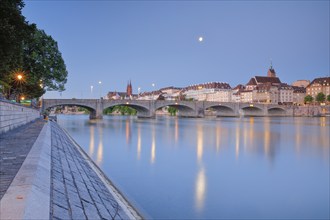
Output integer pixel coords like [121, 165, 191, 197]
[138, 87, 141, 99]
[17, 74, 23, 80]
[90, 85, 94, 98]
[98, 81, 102, 98]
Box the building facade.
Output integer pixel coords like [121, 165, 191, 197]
[292, 86, 306, 105]
[278, 84, 293, 104]
[253, 83, 279, 104]
[306, 77, 330, 98]
[183, 82, 232, 101]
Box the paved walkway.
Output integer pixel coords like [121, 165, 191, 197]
[1, 120, 141, 219]
[50, 121, 139, 219]
[0, 119, 45, 199]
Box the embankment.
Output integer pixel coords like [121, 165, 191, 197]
[0, 100, 40, 134]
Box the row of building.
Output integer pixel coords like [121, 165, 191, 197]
[105, 66, 330, 105]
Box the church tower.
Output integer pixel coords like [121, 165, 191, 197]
[267, 61, 276, 77]
[126, 80, 132, 97]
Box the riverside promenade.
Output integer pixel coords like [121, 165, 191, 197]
[0, 119, 142, 219]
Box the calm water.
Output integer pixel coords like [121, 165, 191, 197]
[57, 115, 329, 219]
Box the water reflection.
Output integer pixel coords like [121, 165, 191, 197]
[175, 118, 179, 143]
[96, 126, 103, 165]
[263, 118, 271, 156]
[137, 124, 141, 160]
[320, 117, 326, 127]
[126, 118, 131, 144]
[195, 124, 206, 212]
[197, 124, 203, 162]
[195, 167, 206, 212]
[89, 126, 95, 157]
[151, 124, 156, 164]
[216, 126, 221, 153]
[235, 125, 240, 159]
[295, 119, 302, 153]
[58, 115, 329, 219]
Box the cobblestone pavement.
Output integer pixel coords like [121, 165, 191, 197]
[50, 122, 133, 220]
[0, 119, 45, 200]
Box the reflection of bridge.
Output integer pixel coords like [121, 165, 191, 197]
[42, 99, 293, 119]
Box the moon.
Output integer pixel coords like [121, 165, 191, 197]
[198, 37, 203, 42]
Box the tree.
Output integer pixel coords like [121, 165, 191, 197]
[304, 95, 313, 104]
[23, 28, 68, 93]
[327, 95, 330, 102]
[315, 92, 326, 103]
[0, 0, 68, 100]
[0, 0, 33, 97]
[168, 106, 177, 116]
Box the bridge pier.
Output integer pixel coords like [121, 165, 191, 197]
[89, 99, 103, 119]
[177, 102, 205, 118]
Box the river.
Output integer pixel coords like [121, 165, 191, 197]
[57, 115, 329, 219]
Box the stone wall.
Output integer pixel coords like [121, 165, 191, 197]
[293, 105, 330, 116]
[0, 100, 40, 134]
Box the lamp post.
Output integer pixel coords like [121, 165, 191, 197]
[138, 87, 141, 100]
[16, 73, 23, 103]
[98, 81, 102, 99]
[90, 85, 94, 98]
[152, 83, 155, 100]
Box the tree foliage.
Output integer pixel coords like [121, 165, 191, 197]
[103, 106, 137, 115]
[23, 28, 67, 92]
[0, 0, 67, 100]
[0, 0, 31, 76]
[168, 106, 177, 116]
[327, 95, 330, 102]
[315, 92, 326, 103]
[304, 95, 313, 104]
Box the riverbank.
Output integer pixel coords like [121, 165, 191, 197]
[0, 119, 142, 219]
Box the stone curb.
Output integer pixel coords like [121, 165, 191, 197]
[0, 122, 51, 219]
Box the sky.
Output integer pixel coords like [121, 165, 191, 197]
[22, 0, 329, 99]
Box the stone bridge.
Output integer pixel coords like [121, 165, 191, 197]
[42, 99, 292, 119]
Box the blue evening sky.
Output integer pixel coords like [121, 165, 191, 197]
[23, 0, 329, 99]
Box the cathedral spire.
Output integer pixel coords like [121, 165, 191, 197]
[126, 80, 132, 97]
[267, 60, 276, 78]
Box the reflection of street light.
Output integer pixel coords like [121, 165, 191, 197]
[98, 81, 102, 98]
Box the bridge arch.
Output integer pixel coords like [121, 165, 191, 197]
[268, 107, 286, 115]
[155, 101, 197, 117]
[42, 100, 98, 119]
[205, 104, 235, 117]
[240, 105, 264, 116]
[103, 101, 151, 118]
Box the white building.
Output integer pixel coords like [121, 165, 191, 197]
[183, 82, 232, 101]
[207, 90, 232, 102]
[231, 84, 245, 103]
[240, 90, 253, 103]
[278, 84, 293, 104]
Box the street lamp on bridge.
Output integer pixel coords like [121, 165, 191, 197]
[98, 81, 102, 98]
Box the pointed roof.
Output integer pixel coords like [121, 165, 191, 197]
[255, 76, 281, 84]
[246, 78, 257, 85]
[306, 77, 330, 88]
